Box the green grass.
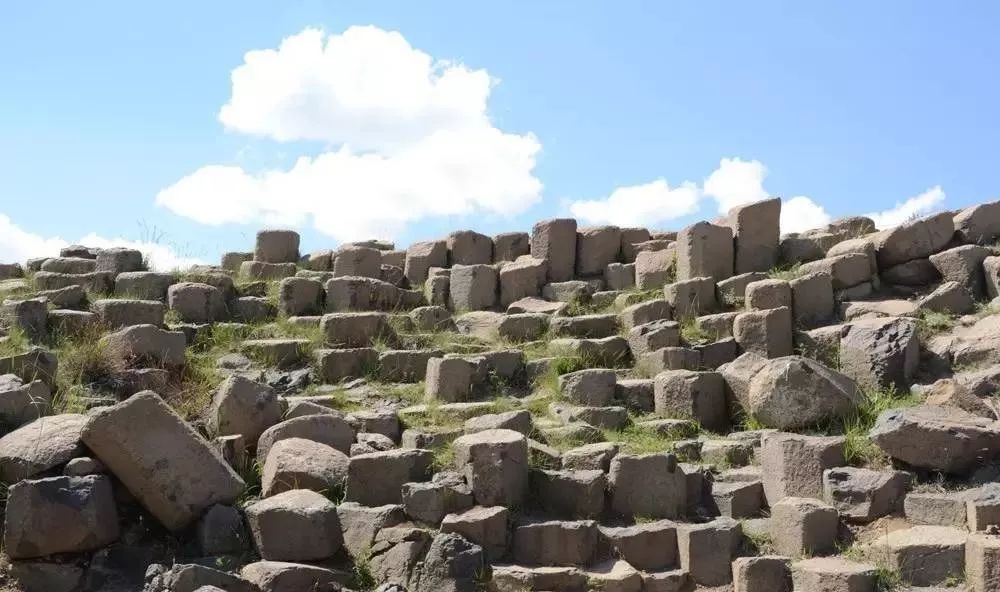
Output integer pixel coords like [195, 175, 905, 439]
[767, 262, 805, 281]
[916, 309, 957, 340]
[741, 525, 774, 555]
[0, 325, 30, 358]
[835, 387, 924, 468]
[50, 324, 125, 413]
[349, 548, 377, 591]
[601, 423, 678, 455]
[679, 317, 716, 345]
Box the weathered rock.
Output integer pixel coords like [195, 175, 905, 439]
[653, 370, 727, 432]
[770, 497, 839, 557]
[102, 323, 186, 367]
[732, 555, 791, 592]
[870, 405, 1000, 474]
[727, 198, 781, 274]
[412, 531, 485, 592]
[531, 218, 578, 283]
[449, 264, 498, 312]
[3, 475, 119, 559]
[677, 518, 741, 586]
[333, 245, 382, 278]
[240, 561, 342, 592]
[791, 557, 877, 592]
[874, 212, 954, 268]
[401, 473, 473, 525]
[244, 489, 342, 561]
[822, 467, 909, 523]
[558, 368, 616, 406]
[0, 414, 86, 482]
[405, 240, 448, 286]
[255, 230, 300, 263]
[447, 230, 493, 266]
[453, 429, 528, 507]
[955, 199, 1000, 245]
[920, 280, 977, 315]
[93, 298, 165, 329]
[760, 432, 845, 504]
[168, 282, 226, 323]
[608, 453, 685, 518]
[262, 437, 349, 497]
[867, 525, 967, 586]
[966, 532, 1000, 592]
[722, 354, 861, 430]
[599, 520, 678, 571]
[346, 448, 434, 505]
[337, 501, 406, 558]
[320, 312, 397, 348]
[930, 244, 992, 298]
[675, 221, 733, 283]
[733, 306, 794, 358]
[209, 374, 283, 442]
[493, 231, 530, 262]
[839, 316, 919, 390]
[498, 256, 546, 307]
[0, 373, 51, 429]
[82, 392, 244, 530]
[635, 249, 674, 290]
[512, 519, 598, 566]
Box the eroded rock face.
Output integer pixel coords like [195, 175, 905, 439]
[871, 405, 1000, 473]
[721, 354, 861, 429]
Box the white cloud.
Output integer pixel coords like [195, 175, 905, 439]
[0, 213, 203, 271]
[780, 196, 832, 234]
[568, 179, 700, 227]
[865, 185, 946, 229]
[703, 157, 769, 214]
[158, 26, 542, 242]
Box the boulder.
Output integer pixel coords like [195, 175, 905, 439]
[345, 448, 434, 506]
[255, 230, 300, 263]
[839, 316, 919, 390]
[261, 437, 349, 497]
[3, 475, 119, 559]
[727, 198, 781, 274]
[873, 212, 954, 269]
[722, 354, 861, 430]
[244, 489, 342, 561]
[675, 221, 733, 283]
[0, 374, 51, 428]
[209, 375, 283, 442]
[453, 429, 529, 507]
[81, 391, 245, 530]
[531, 218, 578, 283]
[870, 405, 1000, 474]
[0, 414, 86, 482]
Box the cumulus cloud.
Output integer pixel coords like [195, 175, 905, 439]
[866, 185, 946, 229]
[0, 213, 203, 271]
[780, 196, 832, 234]
[568, 179, 700, 227]
[158, 26, 542, 243]
[703, 157, 769, 214]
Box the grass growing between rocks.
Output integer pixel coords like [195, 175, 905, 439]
[835, 387, 924, 468]
[0, 326, 30, 358]
[767, 262, 805, 281]
[601, 422, 679, 455]
[50, 324, 125, 413]
[916, 309, 957, 340]
[679, 317, 716, 345]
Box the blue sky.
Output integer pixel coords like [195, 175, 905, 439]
[1, 1, 998, 269]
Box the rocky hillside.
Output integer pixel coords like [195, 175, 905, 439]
[2, 198, 1000, 591]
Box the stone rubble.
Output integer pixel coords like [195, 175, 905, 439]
[3, 203, 1000, 590]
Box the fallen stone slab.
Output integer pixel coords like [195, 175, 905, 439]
[82, 391, 245, 530]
